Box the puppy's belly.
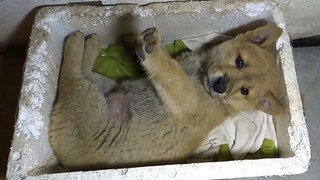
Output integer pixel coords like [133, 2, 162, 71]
[105, 90, 131, 124]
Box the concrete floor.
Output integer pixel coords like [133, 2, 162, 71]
[0, 46, 319, 179]
[0, 49, 25, 180]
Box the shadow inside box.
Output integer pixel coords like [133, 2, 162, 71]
[0, 47, 26, 177]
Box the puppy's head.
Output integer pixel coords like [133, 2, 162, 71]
[203, 25, 284, 116]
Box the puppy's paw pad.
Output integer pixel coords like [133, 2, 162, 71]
[136, 45, 146, 60]
[145, 43, 155, 54]
[136, 27, 160, 61]
[143, 29, 155, 43]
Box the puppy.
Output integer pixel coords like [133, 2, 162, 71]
[49, 25, 283, 170]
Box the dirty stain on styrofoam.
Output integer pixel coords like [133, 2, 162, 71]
[243, 2, 266, 17]
[36, 11, 71, 33]
[7, 1, 310, 180]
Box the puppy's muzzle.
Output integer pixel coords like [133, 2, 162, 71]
[211, 77, 227, 94]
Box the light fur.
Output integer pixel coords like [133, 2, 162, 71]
[49, 25, 283, 170]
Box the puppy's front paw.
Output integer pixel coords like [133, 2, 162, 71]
[136, 27, 161, 61]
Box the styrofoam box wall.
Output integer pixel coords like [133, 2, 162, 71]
[7, 1, 310, 179]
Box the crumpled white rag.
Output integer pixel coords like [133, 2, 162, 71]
[192, 110, 277, 160]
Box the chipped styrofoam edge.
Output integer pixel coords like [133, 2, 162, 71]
[272, 5, 311, 170]
[26, 157, 309, 180]
[16, 41, 47, 140]
[7, 9, 60, 178]
[7, 1, 310, 180]
[36, 11, 71, 33]
[242, 2, 267, 17]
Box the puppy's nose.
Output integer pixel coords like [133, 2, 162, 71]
[212, 77, 227, 94]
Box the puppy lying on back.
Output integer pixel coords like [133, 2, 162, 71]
[49, 25, 283, 170]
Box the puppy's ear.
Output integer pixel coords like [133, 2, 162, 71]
[244, 25, 283, 51]
[256, 91, 284, 116]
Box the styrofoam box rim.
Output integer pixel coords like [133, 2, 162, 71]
[7, 1, 310, 179]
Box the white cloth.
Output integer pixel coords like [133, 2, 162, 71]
[192, 110, 277, 160]
[182, 32, 232, 51]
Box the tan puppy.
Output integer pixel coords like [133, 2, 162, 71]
[49, 25, 283, 170]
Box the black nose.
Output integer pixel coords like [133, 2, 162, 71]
[211, 77, 227, 94]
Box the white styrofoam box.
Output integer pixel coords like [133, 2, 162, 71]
[7, 1, 310, 179]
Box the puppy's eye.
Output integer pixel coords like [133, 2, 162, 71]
[235, 56, 244, 68]
[240, 87, 249, 95]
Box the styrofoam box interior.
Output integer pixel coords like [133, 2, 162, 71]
[7, 1, 310, 179]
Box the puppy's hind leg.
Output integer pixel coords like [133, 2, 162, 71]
[60, 31, 84, 76]
[81, 34, 100, 78]
[82, 34, 116, 93]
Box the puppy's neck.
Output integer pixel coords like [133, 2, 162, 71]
[200, 97, 231, 130]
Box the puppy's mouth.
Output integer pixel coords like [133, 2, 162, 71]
[203, 75, 227, 97]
